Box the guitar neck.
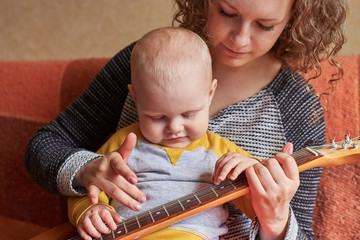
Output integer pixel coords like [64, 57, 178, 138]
[68, 136, 360, 240]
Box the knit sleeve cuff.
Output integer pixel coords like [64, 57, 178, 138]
[57, 150, 103, 196]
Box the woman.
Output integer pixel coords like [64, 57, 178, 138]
[25, 0, 346, 239]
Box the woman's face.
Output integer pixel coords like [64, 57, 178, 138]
[207, 0, 293, 68]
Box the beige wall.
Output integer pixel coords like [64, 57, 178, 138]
[0, 0, 358, 61]
[0, 0, 174, 60]
[344, 0, 360, 55]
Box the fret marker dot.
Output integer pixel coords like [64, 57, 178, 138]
[156, 211, 160, 215]
[117, 230, 122, 234]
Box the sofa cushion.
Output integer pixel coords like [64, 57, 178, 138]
[0, 116, 67, 227]
[0, 60, 71, 122]
[0, 215, 50, 240]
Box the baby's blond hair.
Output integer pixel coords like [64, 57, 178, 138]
[131, 27, 212, 90]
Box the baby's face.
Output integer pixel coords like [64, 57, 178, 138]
[133, 70, 216, 148]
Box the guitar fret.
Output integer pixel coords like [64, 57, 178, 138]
[99, 233, 112, 240]
[180, 195, 200, 209]
[150, 206, 168, 221]
[137, 212, 155, 227]
[305, 147, 319, 156]
[162, 205, 170, 216]
[149, 210, 155, 223]
[197, 187, 215, 202]
[214, 183, 232, 195]
[209, 186, 219, 197]
[135, 216, 141, 228]
[193, 193, 201, 203]
[111, 229, 115, 238]
[229, 181, 237, 189]
[113, 223, 126, 238]
[123, 221, 128, 234]
[177, 199, 185, 210]
[165, 200, 182, 215]
[124, 218, 141, 233]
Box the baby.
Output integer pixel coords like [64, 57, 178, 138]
[68, 27, 258, 240]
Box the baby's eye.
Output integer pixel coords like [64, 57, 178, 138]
[183, 113, 196, 119]
[219, 7, 237, 18]
[150, 115, 165, 120]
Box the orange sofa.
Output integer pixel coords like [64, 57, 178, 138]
[0, 56, 358, 239]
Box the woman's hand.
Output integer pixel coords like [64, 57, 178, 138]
[246, 143, 299, 240]
[212, 152, 259, 185]
[74, 133, 146, 211]
[77, 204, 122, 240]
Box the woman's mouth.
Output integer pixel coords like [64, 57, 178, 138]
[222, 44, 248, 56]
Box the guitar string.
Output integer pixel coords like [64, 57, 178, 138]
[110, 177, 247, 237]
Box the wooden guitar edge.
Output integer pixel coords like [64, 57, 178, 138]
[30, 222, 77, 240]
[119, 187, 250, 240]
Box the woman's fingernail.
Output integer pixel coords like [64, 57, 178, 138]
[129, 176, 137, 184]
[140, 196, 146, 203]
[134, 203, 142, 211]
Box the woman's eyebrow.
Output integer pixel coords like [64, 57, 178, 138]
[222, 0, 281, 22]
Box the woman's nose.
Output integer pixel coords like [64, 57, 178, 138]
[231, 22, 251, 48]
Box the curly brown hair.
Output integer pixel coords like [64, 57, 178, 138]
[172, 0, 347, 100]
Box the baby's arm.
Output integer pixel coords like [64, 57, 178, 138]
[68, 192, 121, 240]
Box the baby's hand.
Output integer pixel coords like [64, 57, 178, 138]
[212, 152, 259, 185]
[77, 204, 122, 240]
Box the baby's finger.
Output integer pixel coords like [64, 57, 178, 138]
[111, 210, 122, 223]
[91, 214, 111, 234]
[77, 226, 93, 240]
[230, 163, 248, 180]
[213, 155, 231, 183]
[216, 156, 241, 182]
[99, 208, 120, 230]
[81, 217, 101, 239]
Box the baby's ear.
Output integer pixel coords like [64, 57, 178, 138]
[209, 79, 217, 99]
[128, 84, 137, 103]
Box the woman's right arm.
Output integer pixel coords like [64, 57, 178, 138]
[24, 42, 136, 196]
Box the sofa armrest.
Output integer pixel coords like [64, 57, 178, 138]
[312, 55, 360, 239]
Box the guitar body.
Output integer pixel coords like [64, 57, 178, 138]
[31, 136, 360, 240]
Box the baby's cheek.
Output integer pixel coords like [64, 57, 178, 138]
[141, 124, 162, 144]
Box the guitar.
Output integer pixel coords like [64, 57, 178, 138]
[31, 136, 360, 240]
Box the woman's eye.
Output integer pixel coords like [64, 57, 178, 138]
[259, 23, 275, 32]
[219, 7, 236, 18]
